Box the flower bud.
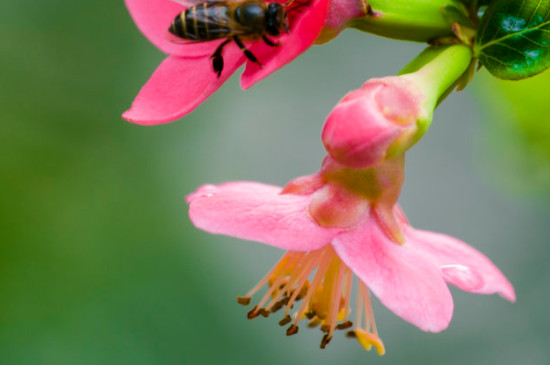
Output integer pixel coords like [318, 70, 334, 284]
[322, 76, 428, 169]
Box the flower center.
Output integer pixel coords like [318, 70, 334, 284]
[237, 245, 385, 354]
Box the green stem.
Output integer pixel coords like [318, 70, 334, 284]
[400, 44, 473, 111]
[386, 45, 473, 153]
[349, 0, 457, 42]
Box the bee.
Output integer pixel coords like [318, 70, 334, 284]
[168, 0, 300, 77]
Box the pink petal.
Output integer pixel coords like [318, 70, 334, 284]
[332, 216, 454, 332]
[240, 0, 330, 89]
[125, 0, 218, 57]
[406, 228, 516, 302]
[123, 52, 244, 125]
[187, 182, 342, 251]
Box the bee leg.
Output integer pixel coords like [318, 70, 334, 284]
[233, 36, 262, 67]
[262, 35, 280, 47]
[211, 39, 231, 78]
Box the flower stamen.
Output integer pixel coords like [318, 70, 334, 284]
[237, 245, 385, 352]
[347, 281, 385, 354]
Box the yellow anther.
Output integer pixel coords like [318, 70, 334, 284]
[278, 315, 291, 326]
[336, 307, 347, 321]
[320, 334, 332, 349]
[354, 329, 385, 355]
[237, 296, 251, 305]
[247, 307, 260, 319]
[237, 246, 384, 353]
[336, 320, 353, 330]
[296, 281, 310, 300]
[270, 299, 285, 313]
[286, 324, 299, 336]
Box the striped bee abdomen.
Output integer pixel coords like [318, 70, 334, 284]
[167, 1, 289, 78]
[169, 3, 232, 41]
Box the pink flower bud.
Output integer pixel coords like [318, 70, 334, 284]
[322, 76, 427, 169]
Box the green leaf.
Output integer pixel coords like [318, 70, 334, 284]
[474, 0, 550, 80]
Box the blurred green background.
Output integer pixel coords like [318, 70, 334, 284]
[1, 1, 549, 364]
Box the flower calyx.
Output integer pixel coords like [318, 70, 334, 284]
[282, 155, 407, 244]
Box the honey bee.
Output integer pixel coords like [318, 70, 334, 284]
[168, 0, 302, 77]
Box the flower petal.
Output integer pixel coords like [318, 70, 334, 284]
[406, 228, 516, 302]
[187, 182, 341, 251]
[123, 52, 244, 125]
[240, 0, 330, 89]
[332, 216, 454, 332]
[125, 0, 217, 57]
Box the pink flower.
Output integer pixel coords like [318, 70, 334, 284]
[185, 70, 515, 352]
[187, 154, 515, 352]
[123, 0, 330, 125]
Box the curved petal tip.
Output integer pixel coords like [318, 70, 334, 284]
[187, 181, 341, 251]
[123, 51, 245, 125]
[332, 216, 454, 333]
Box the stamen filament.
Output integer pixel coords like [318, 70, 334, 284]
[252, 275, 286, 316]
[292, 249, 332, 325]
[363, 285, 378, 336]
[280, 250, 323, 315]
[325, 261, 345, 338]
[237, 245, 385, 353]
[355, 279, 364, 331]
[242, 254, 292, 299]
[362, 282, 372, 332]
[342, 270, 353, 322]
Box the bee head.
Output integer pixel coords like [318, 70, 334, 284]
[265, 3, 288, 36]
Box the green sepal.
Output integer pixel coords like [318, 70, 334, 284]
[474, 0, 550, 80]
